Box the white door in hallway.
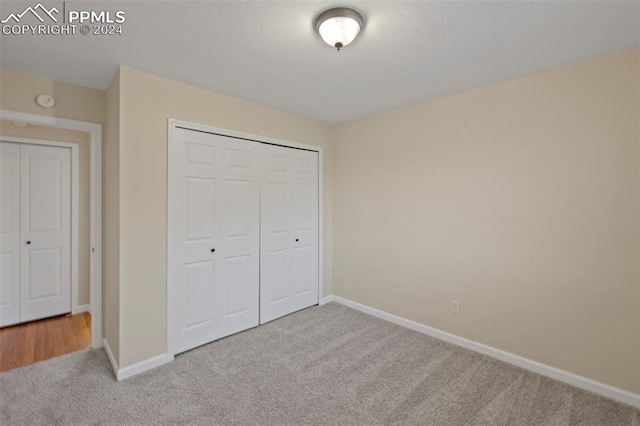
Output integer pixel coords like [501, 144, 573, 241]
[260, 145, 319, 324]
[0, 142, 72, 327]
[170, 128, 260, 355]
[0, 142, 21, 327]
[20, 144, 72, 323]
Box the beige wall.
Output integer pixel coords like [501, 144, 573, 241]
[104, 72, 121, 363]
[0, 68, 104, 124]
[332, 49, 640, 394]
[117, 67, 333, 367]
[0, 120, 91, 306]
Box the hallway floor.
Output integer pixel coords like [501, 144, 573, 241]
[0, 312, 91, 372]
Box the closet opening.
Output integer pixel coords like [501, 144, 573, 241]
[166, 120, 323, 359]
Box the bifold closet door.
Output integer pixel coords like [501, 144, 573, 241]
[171, 128, 260, 355]
[0, 142, 72, 327]
[260, 145, 319, 324]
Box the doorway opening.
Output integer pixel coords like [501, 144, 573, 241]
[0, 113, 102, 371]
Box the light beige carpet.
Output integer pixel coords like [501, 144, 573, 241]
[1, 303, 638, 425]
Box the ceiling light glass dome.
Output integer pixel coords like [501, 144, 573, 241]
[315, 8, 364, 51]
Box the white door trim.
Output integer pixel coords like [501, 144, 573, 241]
[1, 137, 79, 318]
[0, 110, 103, 348]
[167, 119, 324, 359]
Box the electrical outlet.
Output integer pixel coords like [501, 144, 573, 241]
[451, 300, 460, 314]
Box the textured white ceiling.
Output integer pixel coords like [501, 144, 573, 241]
[1, 1, 638, 123]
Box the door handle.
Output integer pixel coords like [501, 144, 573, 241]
[26, 241, 31, 245]
[210, 248, 215, 253]
[295, 239, 299, 242]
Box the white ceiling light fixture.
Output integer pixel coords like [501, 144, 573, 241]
[315, 7, 364, 51]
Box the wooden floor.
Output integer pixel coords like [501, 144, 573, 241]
[0, 312, 91, 372]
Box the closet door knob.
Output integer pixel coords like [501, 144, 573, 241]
[26, 241, 31, 245]
[295, 239, 299, 242]
[210, 248, 215, 253]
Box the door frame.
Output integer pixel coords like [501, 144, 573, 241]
[166, 119, 324, 359]
[1, 137, 79, 321]
[0, 110, 103, 348]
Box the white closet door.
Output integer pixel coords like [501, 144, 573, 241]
[20, 144, 72, 323]
[0, 142, 21, 327]
[260, 145, 319, 324]
[171, 128, 260, 355]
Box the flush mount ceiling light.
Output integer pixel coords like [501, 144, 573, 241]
[315, 7, 364, 51]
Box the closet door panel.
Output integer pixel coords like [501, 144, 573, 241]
[221, 254, 252, 318]
[173, 130, 222, 354]
[265, 249, 288, 304]
[293, 245, 314, 297]
[20, 144, 72, 323]
[260, 147, 292, 323]
[262, 176, 290, 312]
[184, 259, 216, 330]
[260, 145, 318, 324]
[290, 150, 319, 312]
[216, 142, 260, 337]
[172, 129, 259, 355]
[0, 142, 21, 327]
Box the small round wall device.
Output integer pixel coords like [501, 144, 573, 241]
[35, 94, 55, 108]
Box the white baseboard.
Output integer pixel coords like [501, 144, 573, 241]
[102, 338, 119, 379]
[102, 337, 171, 381]
[74, 304, 91, 314]
[331, 295, 640, 409]
[320, 295, 335, 305]
[117, 353, 171, 381]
